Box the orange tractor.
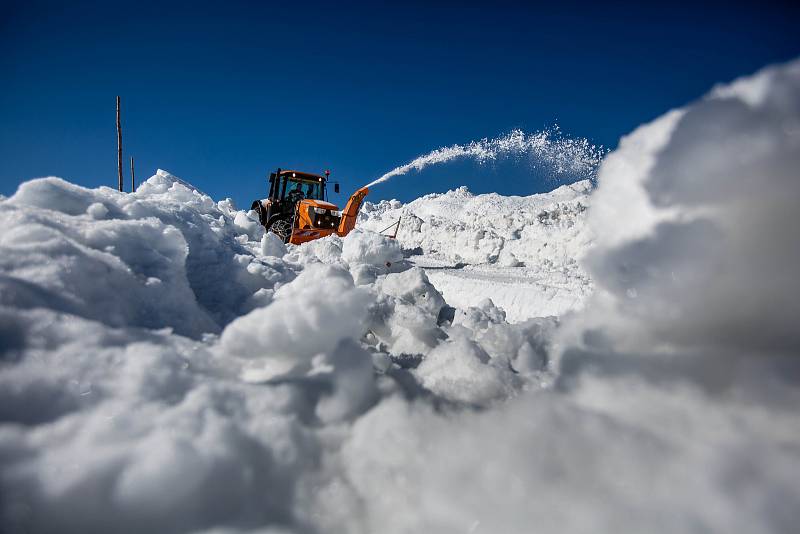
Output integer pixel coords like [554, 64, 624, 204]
[251, 168, 369, 244]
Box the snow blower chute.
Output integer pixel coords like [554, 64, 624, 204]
[251, 168, 369, 245]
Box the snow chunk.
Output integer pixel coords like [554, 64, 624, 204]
[86, 202, 109, 219]
[497, 248, 521, 267]
[218, 264, 372, 378]
[286, 234, 344, 266]
[341, 229, 402, 266]
[312, 339, 378, 423]
[233, 210, 264, 241]
[260, 231, 287, 257]
[416, 335, 519, 404]
[379, 267, 445, 316]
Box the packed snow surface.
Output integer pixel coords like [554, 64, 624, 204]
[2, 58, 800, 534]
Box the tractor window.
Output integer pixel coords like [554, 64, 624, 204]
[302, 181, 323, 200]
[286, 179, 322, 200]
[287, 181, 305, 199]
[276, 175, 325, 201]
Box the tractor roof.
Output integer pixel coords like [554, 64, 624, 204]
[278, 170, 325, 181]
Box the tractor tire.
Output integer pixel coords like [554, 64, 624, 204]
[251, 201, 268, 226]
[266, 214, 293, 244]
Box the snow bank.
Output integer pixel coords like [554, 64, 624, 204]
[1, 176, 218, 337]
[359, 182, 594, 319]
[360, 181, 592, 268]
[2, 171, 286, 337]
[1, 168, 545, 533]
[563, 58, 800, 376]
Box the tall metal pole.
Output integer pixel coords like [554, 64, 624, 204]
[130, 156, 135, 192]
[116, 96, 123, 192]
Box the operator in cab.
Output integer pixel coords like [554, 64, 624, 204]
[288, 182, 305, 203]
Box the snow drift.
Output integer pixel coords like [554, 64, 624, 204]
[561, 58, 800, 385]
[2, 58, 800, 534]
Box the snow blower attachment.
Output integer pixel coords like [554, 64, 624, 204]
[251, 169, 369, 244]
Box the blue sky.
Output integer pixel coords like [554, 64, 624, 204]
[2, 1, 798, 208]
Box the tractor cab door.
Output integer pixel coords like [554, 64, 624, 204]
[269, 173, 301, 216]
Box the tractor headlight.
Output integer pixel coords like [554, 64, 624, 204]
[331, 210, 342, 217]
[313, 207, 326, 214]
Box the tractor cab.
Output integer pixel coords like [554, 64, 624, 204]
[251, 168, 368, 245]
[272, 170, 329, 204]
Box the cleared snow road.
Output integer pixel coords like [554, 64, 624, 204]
[411, 255, 591, 321]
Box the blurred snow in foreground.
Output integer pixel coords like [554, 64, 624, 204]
[2, 58, 800, 534]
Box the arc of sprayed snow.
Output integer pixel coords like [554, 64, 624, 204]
[365, 128, 605, 189]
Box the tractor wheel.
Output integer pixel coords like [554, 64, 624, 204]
[251, 201, 268, 226]
[266, 214, 293, 243]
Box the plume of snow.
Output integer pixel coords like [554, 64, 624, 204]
[365, 127, 605, 188]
